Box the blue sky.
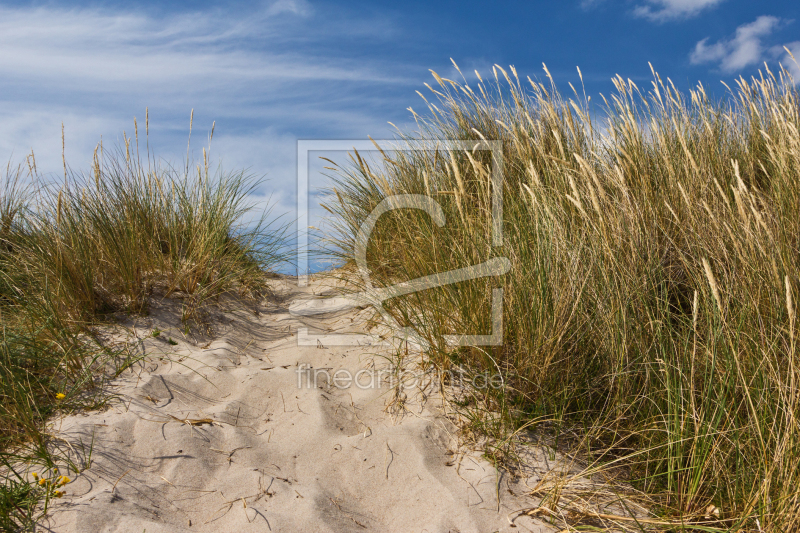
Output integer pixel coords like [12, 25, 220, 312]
[0, 0, 798, 271]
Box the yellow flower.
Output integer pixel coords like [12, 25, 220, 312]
[32, 473, 39, 480]
[38, 479, 46, 486]
[55, 393, 66, 400]
[59, 476, 70, 486]
[53, 491, 64, 498]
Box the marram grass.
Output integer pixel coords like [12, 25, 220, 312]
[0, 127, 288, 530]
[325, 60, 800, 531]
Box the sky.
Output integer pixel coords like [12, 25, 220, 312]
[0, 0, 798, 272]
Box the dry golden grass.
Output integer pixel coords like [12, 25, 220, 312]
[325, 59, 800, 531]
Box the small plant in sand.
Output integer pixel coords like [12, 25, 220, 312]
[32, 471, 70, 499]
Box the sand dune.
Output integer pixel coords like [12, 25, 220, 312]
[40, 275, 557, 532]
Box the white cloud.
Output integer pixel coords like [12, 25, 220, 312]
[633, 0, 725, 22]
[690, 16, 782, 73]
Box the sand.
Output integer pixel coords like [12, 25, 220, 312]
[38, 274, 560, 532]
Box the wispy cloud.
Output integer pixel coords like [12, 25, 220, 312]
[690, 16, 783, 73]
[633, 0, 725, 22]
[0, 3, 419, 178]
[0, 5, 403, 95]
[266, 0, 314, 16]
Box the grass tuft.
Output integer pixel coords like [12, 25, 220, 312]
[0, 122, 288, 531]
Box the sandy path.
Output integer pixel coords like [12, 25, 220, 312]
[40, 275, 553, 532]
